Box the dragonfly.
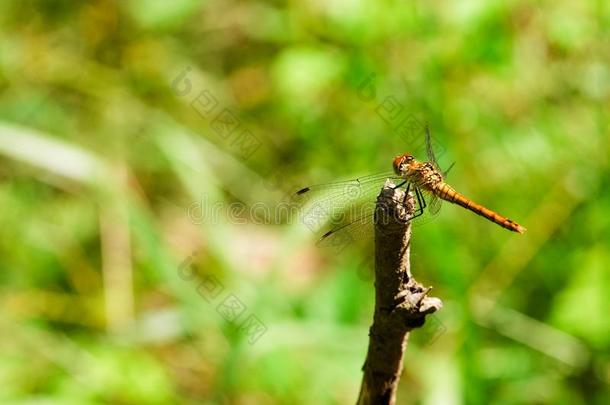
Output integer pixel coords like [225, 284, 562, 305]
[295, 126, 526, 248]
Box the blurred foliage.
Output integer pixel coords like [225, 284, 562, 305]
[0, 0, 609, 404]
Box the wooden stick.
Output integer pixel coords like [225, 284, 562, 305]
[357, 181, 443, 405]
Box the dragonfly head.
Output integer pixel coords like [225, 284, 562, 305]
[393, 154, 415, 175]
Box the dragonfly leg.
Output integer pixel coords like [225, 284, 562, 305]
[389, 180, 412, 208]
[392, 180, 408, 189]
[415, 187, 427, 209]
[395, 186, 425, 222]
[402, 183, 411, 206]
[409, 187, 426, 220]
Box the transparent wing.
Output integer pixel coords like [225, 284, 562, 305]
[295, 171, 396, 201]
[422, 125, 454, 177]
[312, 184, 443, 253]
[428, 194, 442, 215]
[409, 186, 443, 227]
[425, 125, 447, 174]
[316, 211, 375, 253]
[442, 161, 456, 178]
[294, 172, 399, 248]
[294, 171, 401, 236]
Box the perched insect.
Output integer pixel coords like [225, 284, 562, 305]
[296, 126, 525, 248]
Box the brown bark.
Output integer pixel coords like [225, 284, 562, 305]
[357, 181, 443, 405]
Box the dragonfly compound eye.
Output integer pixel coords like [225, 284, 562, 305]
[393, 155, 407, 174]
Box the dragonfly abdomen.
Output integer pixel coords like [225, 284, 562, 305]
[433, 183, 526, 233]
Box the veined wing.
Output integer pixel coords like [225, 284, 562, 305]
[428, 194, 442, 215]
[424, 125, 455, 178]
[295, 172, 400, 246]
[294, 172, 400, 222]
[425, 125, 440, 170]
[315, 183, 442, 252]
[295, 171, 398, 200]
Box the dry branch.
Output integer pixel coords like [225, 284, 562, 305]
[357, 181, 443, 405]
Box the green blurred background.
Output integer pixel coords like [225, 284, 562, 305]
[1, 0, 609, 403]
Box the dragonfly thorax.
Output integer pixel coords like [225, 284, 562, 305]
[394, 154, 444, 191]
[413, 162, 444, 191]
